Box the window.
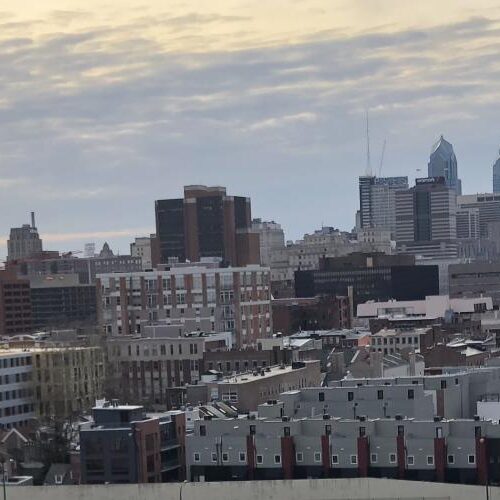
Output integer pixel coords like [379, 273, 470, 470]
[407, 456, 414, 466]
[398, 425, 404, 437]
[427, 456, 434, 466]
[200, 425, 206, 436]
[377, 390, 384, 400]
[274, 455, 281, 464]
[441, 380, 447, 389]
[239, 452, 246, 463]
[447, 455, 455, 465]
[370, 453, 378, 464]
[436, 427, 443, 438]
[348, 391, 354, 402]
[296, 452, 303, 463]
[350, 455, 358, 465]
[193, 453, 200, 462]
[325, 424, 332, 435]
[475, 426, 482, 438]
[250, 425, 256, 435]
[314, 452, 322, 463]
[256, 455, 263, 464]
[211, 453, 217, 463]
[408, 389, 414, 400]
[319, 392, 325, 402]
[359, 427, 366, 437]
[332, 455, 339, 465]
[222, 453, 229, 462]
[389, 453, 397, 464]
[468, 455, 476, 464]
[284, 426, 290, 437]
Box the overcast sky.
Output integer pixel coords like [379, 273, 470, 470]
[1, 1, 500, 260]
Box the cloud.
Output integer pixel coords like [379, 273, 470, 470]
[247, 112, 318, 131]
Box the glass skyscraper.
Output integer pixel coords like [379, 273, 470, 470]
[428, 135, 462, 195]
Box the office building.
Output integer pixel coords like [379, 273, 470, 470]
[272, 296, 351, 335]
[79, 402, 186, 484]
[449, 261, 500, 307]
[0, 270, 32, 337]
[97, 262, 272, 347]
[295, 253, 439, 308]
[203, 360, 321, 413]
[251, 219, 285, 266]
[29, 274, 97, 330]
[456, 208, 480, 239]
[428, 135, 462, 194]
[493, 149, 500, 193]
[359, 175, 408, 236]
[7, 213, 43, 261]
[395, 177, 458, 259]
[457, 193, 500, 238]
[0, 350, 35, 429]
[155, 185, 260, 266]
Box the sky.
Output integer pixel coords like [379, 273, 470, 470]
[1, 0, 500, 259]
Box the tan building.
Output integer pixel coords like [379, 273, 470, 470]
[204, 360, 322, 413]
[32, 346, 105, 420]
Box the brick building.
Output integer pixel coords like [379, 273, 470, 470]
[155, 185, 260, 266]
[0, 269, 32, 337]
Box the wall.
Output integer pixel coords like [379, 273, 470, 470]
[4, 478, 500, 500]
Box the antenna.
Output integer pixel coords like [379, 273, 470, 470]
[365, 109, 372, 176]
[378, 139, 387, 177]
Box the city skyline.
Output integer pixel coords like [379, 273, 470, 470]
[1, 1, 500, 259]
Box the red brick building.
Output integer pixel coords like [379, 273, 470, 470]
[0, 269, 32, 336]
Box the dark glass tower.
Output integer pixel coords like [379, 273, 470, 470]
[428, 135, 462, 194]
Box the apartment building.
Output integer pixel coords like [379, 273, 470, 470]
[32, 346, 105, 419]
[80, 402, 186, 484]
[106, 335, 205, 407]
[97, 262, 272, 347]
[204, 360, 322, 413]
[0, 350, 35, 429]
[186, 411, 494, 485]
[369, 328, 429, 355]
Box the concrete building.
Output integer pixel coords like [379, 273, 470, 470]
[155, 185, 260, 267]
[457, 193, 500, 237]
[358, 175, 408, 237]
[449, 261, 500, 307]
[395, 177, 458, 259]
[130, 236, 154, 270]
[357, 295, 493, 321]
[31, 346, 105, 419]
[295, 253, 439, 308]
[272, 296, 351, 335]
[347, 350, 425, 379]
[494, 148, 500, 193]
[97, 262, 272, 348]
[251, 219, 285, 267]
[79, 402, 186, 484]
[456, 207, 480, 239]
[0, 270, 32, 337]
[29, 274, 97, 330]
[428, 135, 462, 194]
[368, 328, 429, 355]
[204, 360, 321, 413]
[7, 213, 43, 262]
[105, 334, 205, 407]
[0, 350, 35, 429]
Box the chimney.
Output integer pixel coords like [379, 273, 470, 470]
[31, 212, 36, 229]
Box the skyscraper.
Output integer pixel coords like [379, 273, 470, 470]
[428, 135, 462, 194]
[155, 185, 260, 266]
[493, 148, 500, 193]
[358, 175, 408, 237]
[7, 212, 43, 261]
[395, 177, 457, 258]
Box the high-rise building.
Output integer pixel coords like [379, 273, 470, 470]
[251, 219, 285, 266]
[358, 175, 408, 237]
[130, 236, 154, 270]
[457, 193, 500, 238]
[155, 185, 260, 266]
[395, 177, 457, 259]
[7, 212, 43, 261]
[428, 135, 462, 194]
[0, 270, 32, 337]
[493, 149, 500, 193]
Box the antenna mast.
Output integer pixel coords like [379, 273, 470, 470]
[365, 109, 372, 176]
[378, 139, 387, 177]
